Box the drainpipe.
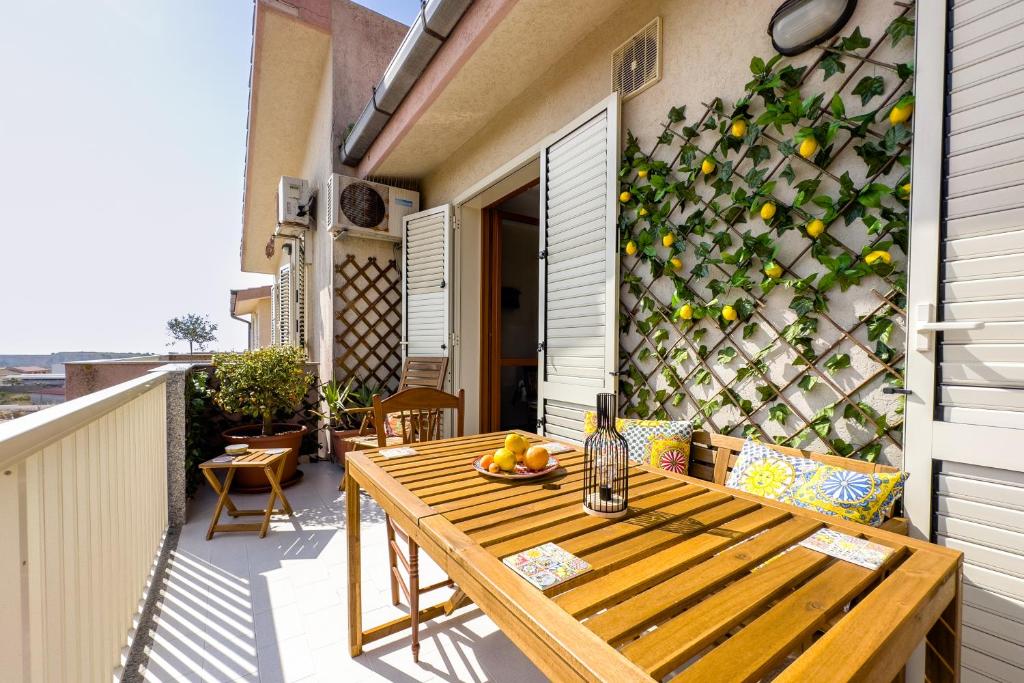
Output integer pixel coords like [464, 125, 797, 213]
[340, 0, 473, 166]
[229, 290, 253, 350]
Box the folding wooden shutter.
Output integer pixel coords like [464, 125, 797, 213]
[294, 243, 306, 349]
[537, 95, 620, 442]
[402, 205, 451, 358]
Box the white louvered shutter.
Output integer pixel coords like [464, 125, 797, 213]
[906, 5, 1024, 681]
[402, 205, 451, 358]
[277, 264, 291, 346]
[294, 243, 306, 348]
[537, 95, 620, 442]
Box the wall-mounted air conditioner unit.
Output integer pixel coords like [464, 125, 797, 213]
[277, 176, 310, 228]
[326, 174, 419, 242]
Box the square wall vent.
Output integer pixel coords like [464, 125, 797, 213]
[612, 17, 662, 101]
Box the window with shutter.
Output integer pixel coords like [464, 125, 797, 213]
[402, 205, 450, 358]
[537, 94, 620, 443]
[294, 243, 306, 349]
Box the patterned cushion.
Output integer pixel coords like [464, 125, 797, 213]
[649, 439, 690, 474]
[725, 438, 908, 527]
[584, 412, 693, 465]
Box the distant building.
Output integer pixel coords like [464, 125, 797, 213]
[8, 365, 49, 374]
[230, 286, 273, 349]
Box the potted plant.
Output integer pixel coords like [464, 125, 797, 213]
[316, 378, 375, 466]
[214, 346, 314, 491]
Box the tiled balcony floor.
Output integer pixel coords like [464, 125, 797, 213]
[132, 461, 547, 683]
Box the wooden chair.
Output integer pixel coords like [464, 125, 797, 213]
[687, 430, 909, 534]
[338, 357, 449, 452]
[375, 387, 465, 661]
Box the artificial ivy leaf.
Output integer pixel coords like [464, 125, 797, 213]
[838, 27, 870, 51]
[860, 443, 882, 463]
[824, 353, 851, 374]
[693, 368, 711, 387]
[769, 403, 791, 425]
[811, 405, 835, 438]
[896, 62, 914, 80]
[852, 76, 885, 106]
[798, 375, 818, 391]
[829, 93, 846, 119]
[743, 322, 758, 340]
[831, 439, 854, 456]
[886, 16, 914, 46]
[668, 105, 687, 123]
[717, 347, 737, 364]
[780, 163, 796, 185]
[819, 52, 846, 81]
[748, 144, 771, 166]
[756, 383, 777, 401]
[866, 315, 894, 343]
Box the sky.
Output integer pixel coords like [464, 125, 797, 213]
[0, 0, 419, 355]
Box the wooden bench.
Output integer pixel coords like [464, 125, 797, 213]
[687, 430, 909, 535]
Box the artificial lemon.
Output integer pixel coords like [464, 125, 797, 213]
[764, 262, 783, 279]
[670, 256, 682, 270]
[889, 102, 914, 125]
[662, 233, 675, 248]
[637, 169, 648, 179]
[731, 119, 748, 138]
[760, 202, 777, 221]
[701, 158, 716, 175]
[493, 447, 516, 472]
[865, 250, 892, 265]
[799, 138, 818, 159]
[524, 446, 550, 471]
[900, 182, 911, 197]
[722, 305, 738, 322]
[678, 303, 694, 320]
[625, 240, 638, 256]
[619, 191, 632, 203]
[638, 207, 649, 216]
[806, 219, 825, 239]
[505, 433, 530, 455]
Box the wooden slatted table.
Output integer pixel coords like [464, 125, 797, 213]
[345, 431, 962, 682]
[200, 448, 294, 540]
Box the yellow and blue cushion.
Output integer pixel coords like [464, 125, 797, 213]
[725, 439, 907, 527]
[584, 412, 692, 468]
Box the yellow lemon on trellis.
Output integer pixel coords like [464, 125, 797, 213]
[889, 103, 914, 125]
[662, 233, 675, 247]
[731, 119, 748, 138]
[760, 202, 777, 221]
[625, 240, 638, 256]
[619, 191, 632, 203]
[637, 169, 648, 178]
[900, 182, 911, 197]
[701, 158, 716, 175]
[764, 262, 783, 279]
[639, 207, 649, 216]
[806, 219, 825, 238]
[799, 138, 819, 159]
[721, 305, 738, 322]
[865, 250, 892, 265]
[678, 303, 694, 320]
[670, 256, 682, 270]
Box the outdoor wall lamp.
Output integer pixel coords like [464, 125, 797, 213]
[769, 0, 857, 56]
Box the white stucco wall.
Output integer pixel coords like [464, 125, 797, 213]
[418, 0, 910, 462]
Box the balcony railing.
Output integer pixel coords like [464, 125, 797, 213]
[0, 370, 171, 682]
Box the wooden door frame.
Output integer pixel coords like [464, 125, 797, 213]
[479, 183, 540, 432]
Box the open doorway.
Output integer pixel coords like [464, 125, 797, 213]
[480, 182, 539, 432]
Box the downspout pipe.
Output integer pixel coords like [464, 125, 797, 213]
[340, 0, 473, 167]
[229, 290, 254, 350]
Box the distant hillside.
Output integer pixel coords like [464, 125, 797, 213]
[0, 352, 153, 371]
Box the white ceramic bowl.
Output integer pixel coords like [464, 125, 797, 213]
[225, 444, 249, 455]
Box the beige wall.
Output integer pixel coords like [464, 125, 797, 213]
[417, 0, 903, 448]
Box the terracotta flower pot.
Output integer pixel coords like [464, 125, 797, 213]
[329, 428, 361, 467]
[222, 423, 308, 492]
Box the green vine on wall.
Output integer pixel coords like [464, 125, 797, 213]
[617, 10, 915, 462]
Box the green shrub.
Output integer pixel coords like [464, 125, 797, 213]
[212, 346, 313, 436]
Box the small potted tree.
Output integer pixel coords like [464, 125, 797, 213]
[214, 346, 314, 491]
[317, 378, 376, 466]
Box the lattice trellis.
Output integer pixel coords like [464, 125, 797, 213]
[618, 7, 915, 465]
[334, 254, 403, 394]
